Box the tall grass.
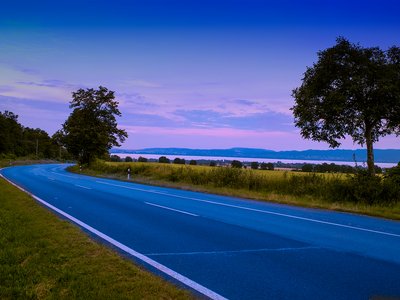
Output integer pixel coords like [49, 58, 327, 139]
[85, 160, 400, 207]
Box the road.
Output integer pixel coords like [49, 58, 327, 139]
[1, 164, 400, 299]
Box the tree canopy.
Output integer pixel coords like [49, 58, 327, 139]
[60, 86, 128, 165]
[231, 160, 243, 168]
[159, 156, 170, 163]
[292, 37, 400, 175]
[0, 110, 60, 159]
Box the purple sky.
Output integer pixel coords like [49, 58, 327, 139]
[1, 0, 399, 150]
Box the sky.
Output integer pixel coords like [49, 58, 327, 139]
[1, 0, 399, 150]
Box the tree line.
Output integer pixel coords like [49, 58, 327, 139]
[0, 111, 67, 159]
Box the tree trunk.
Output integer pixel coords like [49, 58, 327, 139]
[365, 126, 375, 176]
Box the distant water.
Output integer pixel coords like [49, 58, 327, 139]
[110, 153, 397, 168]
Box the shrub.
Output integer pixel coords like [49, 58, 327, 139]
[302, 164, 313, 172]
[250, 162, 259, 170]
[385, 163, 400, 184]
[231, 160, 243, 168]
[86, 160, 399, 206]
[348, 171, 384, 205]
[110, 155, 121, 162]
[173, 158, 185, 164]
[158, 156, 170, 163]
[138, 156, 148, 162]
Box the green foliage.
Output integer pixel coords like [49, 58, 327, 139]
[189, 159, 197, 165]
[60, 86, 128, 165]
[302, 164, 314, 172]
[250, 162, 259, 169]
[260, 162, 274, 170]
[110, 155, 121, 162]
[0, 111, 62, 159]
[137, 156, 148, 162]
[173, 158, 186, 164]
[124, 156, 133, 162]
[292, 37, 400, 175]
[385, 163, 400, 184]
[266, 163, 274, 170]
[347, 172, 384, 204]
[158, 156, 170, 163]
[301, 162, 381, 174]
[86, 161, 400, 207]
[260, 163, 275, 171]
[231, 160, 243, 168]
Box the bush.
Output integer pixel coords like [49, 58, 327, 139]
[189, 160, 197, 165]
[348, 171, 384, 205]
[110, 155, 121, 162]
[125, 156, 133, 162]
[302, 164, 313, 172]
[173, 158, 185, 164]
[138, 156, 148, 162]
[231, 160, 243, 168]
[158, 156, 170, 163]
[385, 163, 400, 184]
[250, 162, 259, 170]
[86, 160, 399, 207]
[327, 169, 400, 205]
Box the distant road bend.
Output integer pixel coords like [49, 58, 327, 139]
[1, 164, 400, 300]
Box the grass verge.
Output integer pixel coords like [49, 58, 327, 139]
[0, 176, 192, 299]
[71, 161, 400, 220]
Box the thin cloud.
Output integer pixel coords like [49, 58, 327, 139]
[232, 99, 257, 106]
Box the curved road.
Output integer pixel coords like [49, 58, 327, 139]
[1, 164, 400, 299]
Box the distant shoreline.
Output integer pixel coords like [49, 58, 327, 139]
[110, 152, 397, 168]
[111, 147, 400, 166]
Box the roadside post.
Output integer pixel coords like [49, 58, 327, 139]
[127, 167, 131, 180]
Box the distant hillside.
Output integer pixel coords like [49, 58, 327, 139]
[111, 147, 400, 163]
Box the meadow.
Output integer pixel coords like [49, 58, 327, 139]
[74, 160, 400, 220]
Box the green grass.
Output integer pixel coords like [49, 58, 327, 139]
[73, 160, 400, 220]
[0, 176, 192, 299]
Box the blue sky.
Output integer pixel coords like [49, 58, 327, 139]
[1, 0, 399, 150]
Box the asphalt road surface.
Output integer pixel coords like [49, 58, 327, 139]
[1, 164, 400, 299]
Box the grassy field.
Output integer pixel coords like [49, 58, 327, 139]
[73, 160, 400, 220]
[0, 168, 192, 299]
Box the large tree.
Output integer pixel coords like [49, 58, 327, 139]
[292, 37, 400, 175]
[61, 86, 128, 164]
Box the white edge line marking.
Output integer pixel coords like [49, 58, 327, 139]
[145, 202, 198, 217]
[96, 180, 400, 238]
[0, 173, 227, 300]
[75, 184, 91, 190]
